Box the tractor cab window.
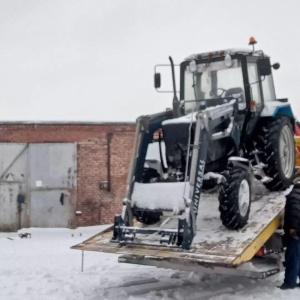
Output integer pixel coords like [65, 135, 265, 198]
[247, 62, 262, 104]
[261, 74, 276, 102]
[183, 59, 245, 114]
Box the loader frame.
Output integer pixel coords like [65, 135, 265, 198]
[113, 100, 238, 250]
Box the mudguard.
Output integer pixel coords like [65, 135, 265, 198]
[261, 101, 294, 118]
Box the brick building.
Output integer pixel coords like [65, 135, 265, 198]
[0, 122, 136, 231]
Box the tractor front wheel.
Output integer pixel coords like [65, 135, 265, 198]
[134, 210, 162, 225]
[219, 167, 251, 229]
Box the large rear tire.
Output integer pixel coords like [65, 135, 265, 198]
[257, 117, 294, 191]
[219, 167, 251, 229]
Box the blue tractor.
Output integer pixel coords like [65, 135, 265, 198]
[112, 38, 295, 250]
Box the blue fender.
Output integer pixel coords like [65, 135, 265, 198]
[261, 101, 294, 118]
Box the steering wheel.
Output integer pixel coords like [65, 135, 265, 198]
[216, 88, 228, 98]
[210, 88, 228, 98]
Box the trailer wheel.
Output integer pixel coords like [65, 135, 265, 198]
[257, 117, 294, 191]
[219, 167, 251, 229]
[134, 210, 162, 225]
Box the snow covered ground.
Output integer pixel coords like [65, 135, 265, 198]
[1, 226, 299, 300]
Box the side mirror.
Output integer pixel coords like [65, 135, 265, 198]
[154, 73, 161, 89]
[258, 58, 271, 76]
[272, 63, 280, 70]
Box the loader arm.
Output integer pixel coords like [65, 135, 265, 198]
[180, 100, 236, 249]
[113, 100, 237, 250]
[119, 110, 173, 228]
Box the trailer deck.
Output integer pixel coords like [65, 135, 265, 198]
[72, 185, 288, 276]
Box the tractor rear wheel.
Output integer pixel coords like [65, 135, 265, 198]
[219, 167, 251, 229]
[257, 117, 294, 191]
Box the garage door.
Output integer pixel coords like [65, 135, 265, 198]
[0, 143, 77, 231]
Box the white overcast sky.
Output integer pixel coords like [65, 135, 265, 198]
[0, 0, 300, 122]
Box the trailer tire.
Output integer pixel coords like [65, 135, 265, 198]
[257, 117, 294, 191]
[134, 210, 162, 225]
[219, 167, 251, 229]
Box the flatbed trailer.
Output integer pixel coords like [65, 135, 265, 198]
[72, 186, 289, 279]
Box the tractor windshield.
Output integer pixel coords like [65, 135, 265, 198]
[183, 59, 244, 113]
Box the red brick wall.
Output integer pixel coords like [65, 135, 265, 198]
[0, 122, 135, 226]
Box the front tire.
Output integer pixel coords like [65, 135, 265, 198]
[134, 210, 162, 225]
[219, 167, 251, 229]
[257, 117, 295, 191]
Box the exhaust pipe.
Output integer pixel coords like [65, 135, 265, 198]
[169, 56, 181, 118]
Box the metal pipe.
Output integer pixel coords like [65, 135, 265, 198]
[107, 133, 113, 192]
[18, 203, 21, 230]
[81, 250, 84, 272]
[169, 56, 181, 118]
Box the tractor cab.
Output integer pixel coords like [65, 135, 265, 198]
[179, 45, 280, 142]
[181, 48, 276, 116]
[155, 38, 282, 150]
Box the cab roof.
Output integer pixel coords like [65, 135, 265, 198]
[185, 48, 268, 61]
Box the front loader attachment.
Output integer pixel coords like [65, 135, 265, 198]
[112, 100, 237, 250]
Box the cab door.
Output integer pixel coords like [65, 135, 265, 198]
[245, 57, 264, 136]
